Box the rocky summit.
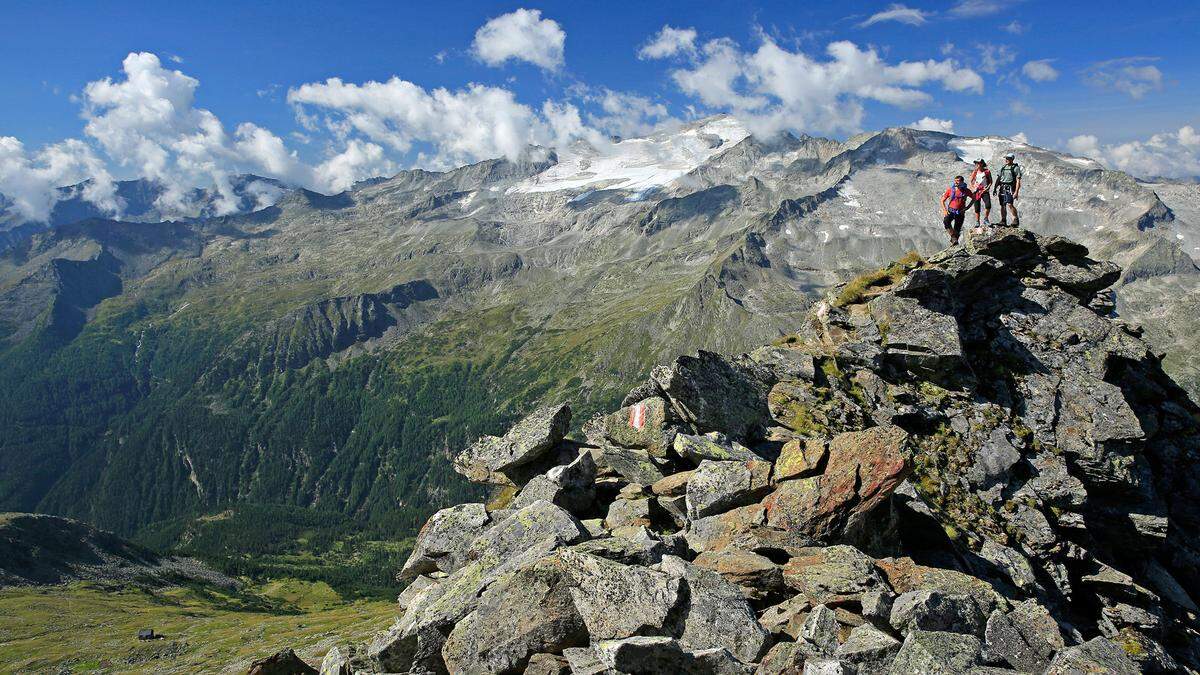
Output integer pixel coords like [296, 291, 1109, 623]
[311, 227, 1200, 674]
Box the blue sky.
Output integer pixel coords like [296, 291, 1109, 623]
[2, 0, 1198, 219]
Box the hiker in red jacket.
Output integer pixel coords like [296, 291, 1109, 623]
[941, 175, 970, 246]
[969, 159, 993, 231]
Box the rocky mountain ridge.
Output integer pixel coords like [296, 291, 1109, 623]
[315, 228, 1200, 674]
[1, 118, 1198, 570]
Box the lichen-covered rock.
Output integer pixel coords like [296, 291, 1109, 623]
[774, 437, 828, 481]
[651, 351, 774, 440]
[603, 397, 676, 458]
[758, 594, 811, 640]
[317, 644, 367, 675]
[675, 432, 764, 464]
[781, 545, 888, 605]
[835, 624, 901, 673]
[523, 652, 571, 675]
[890, 630, 982, 674]
[800, 604, 839, 655]
[687, 459, 773, 520]
[981, 599, 1065, 672]
[592, 445, 666, 485]
[762, 426, 910, 542]
[453, 404, 572, 485]
[553, 549, 682, 641]
[1042, 637, 1140, 675]
[658, 555, 771, 663]
[651, 470, 695, 497]
[593, 637, 752, 675]
[889, 590, 989, 636]
[692, 548, 783, 600]
[441, 559, 587, 674]
[465, 500, 588, 565]
[755, 640, 808, 675]
[605, 497, 654, 530]
[399, 503, 489, 580]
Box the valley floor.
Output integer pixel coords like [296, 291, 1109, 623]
[0, 580, 395, 673]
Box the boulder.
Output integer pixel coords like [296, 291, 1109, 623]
[441, 559, 587, 674]
[658, 555, 771, 663]
[800, 604, 839, 655]
[675, 432, 764, 464]
[781, 545, 888, 605]
[510, 449, 597, 515]
[247, 648, 317, 675]
[889, 590, 989, 636]
[755, 641, 808, 674]
[774, 437, 828, 481]
[553, 549, 682, 641]
[523, 652, 571, 675]
[749, 346, 817, 381]
[453, 404, 572, 485]
[1042, 637, 1140, 675]
[652, 470, 695, 497]
[593, 445, 666, 485]
[399, 503, 490, 580]
[317, 644, 367, 675]
[692, 548, 784, 600]
[763, 426, 910, 542]
[687, 459, 773, 520]
[869, 293, 963, 374]
[981, 600, 1065, 672]
[859, 590, 895, 626]
[874, 558, 1004, 611]
[465, 500, 588, 565]
[835, 624, 901, 673]
[890, 630, 982, 674]
[651, 351, 774, 440]
[758, 594, 812, 639]
[594, 637, 753, 675]
[397, 574, 440, 613]
[561, 646, 610, 675]
[603, 397, 676, 457]
[605, 498, 654, 530]
[570, 526, 669, 566]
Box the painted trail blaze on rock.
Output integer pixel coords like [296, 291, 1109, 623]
[628, 401, 646, 430]
[316, 228, 1199, 674]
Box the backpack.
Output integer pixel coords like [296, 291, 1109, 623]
[998, 163, 1020, 184]
[947, 184, 967, 214]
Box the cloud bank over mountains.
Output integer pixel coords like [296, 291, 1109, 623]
[0, 7, 1191, 223]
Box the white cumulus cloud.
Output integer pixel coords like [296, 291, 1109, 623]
[1022, 59, 1058, 82]
[0, 137, 118, 222]
[638, 25, 698, 60]
[908, 117, 956, 133]
[1082, 57, 1164, 99]
[860, 4, 928, 27]
[1067, 126, 1200, 179]
[669, 37, 983, 136]
[471, 8, 565, 71]
[949, 0, 1002, 17]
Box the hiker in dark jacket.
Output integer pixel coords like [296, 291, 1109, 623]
[941, 175, 970, 246]
[993, 152, 1023, 227]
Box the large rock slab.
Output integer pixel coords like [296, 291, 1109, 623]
[674, 432, 764, 464]
[651, 351, 773, 440]
[603, 397, 676, 458]
[399, 502, 489, 580]
[781, 545, 888, 605]
[687, 459, 772, 520]
[553, 549, 682, 641]
[763, 426, 910, 542]
[835, 624, 901, 673]
[981, 600, 1065, 672]
[593, 637, 752, 675]
[441, 558, 587, 674]
[453, 404, 572, 485]
[692, 547, 783, 600]
[464, 499, 588, 565]
[1042, 637, 1140, 675]
[657, 555, 771, 663]
[890, 630, 982, 674]
[888, 590, 989, 636]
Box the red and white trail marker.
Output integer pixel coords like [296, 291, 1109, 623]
[628, 402, 647, 430]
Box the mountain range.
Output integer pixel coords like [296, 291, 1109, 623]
[1, 116, 1196, 558]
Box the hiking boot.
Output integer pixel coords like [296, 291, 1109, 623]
[983, 217, 991, 227]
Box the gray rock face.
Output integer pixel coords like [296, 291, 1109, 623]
[675, 432, 764, 464]
[594, 636, 752, 675]
[399, 503, 489, 580]
[800, 604, 839, 655]
[835, 624, 901, 672]
[890, 630, 982, 674]
[1042, 637, 1140, 675]
[441, 560, 587, 674]
[651, 351, 773, 440]
[980, 600, 1065, 672]
[658, 555, 771, 663]
[510, 448, 597, 515]
[686, 459, 772, 520]
[555, 550, 682, 641]
[889, 590, 989, 636]
[453, 404, 572, 485]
